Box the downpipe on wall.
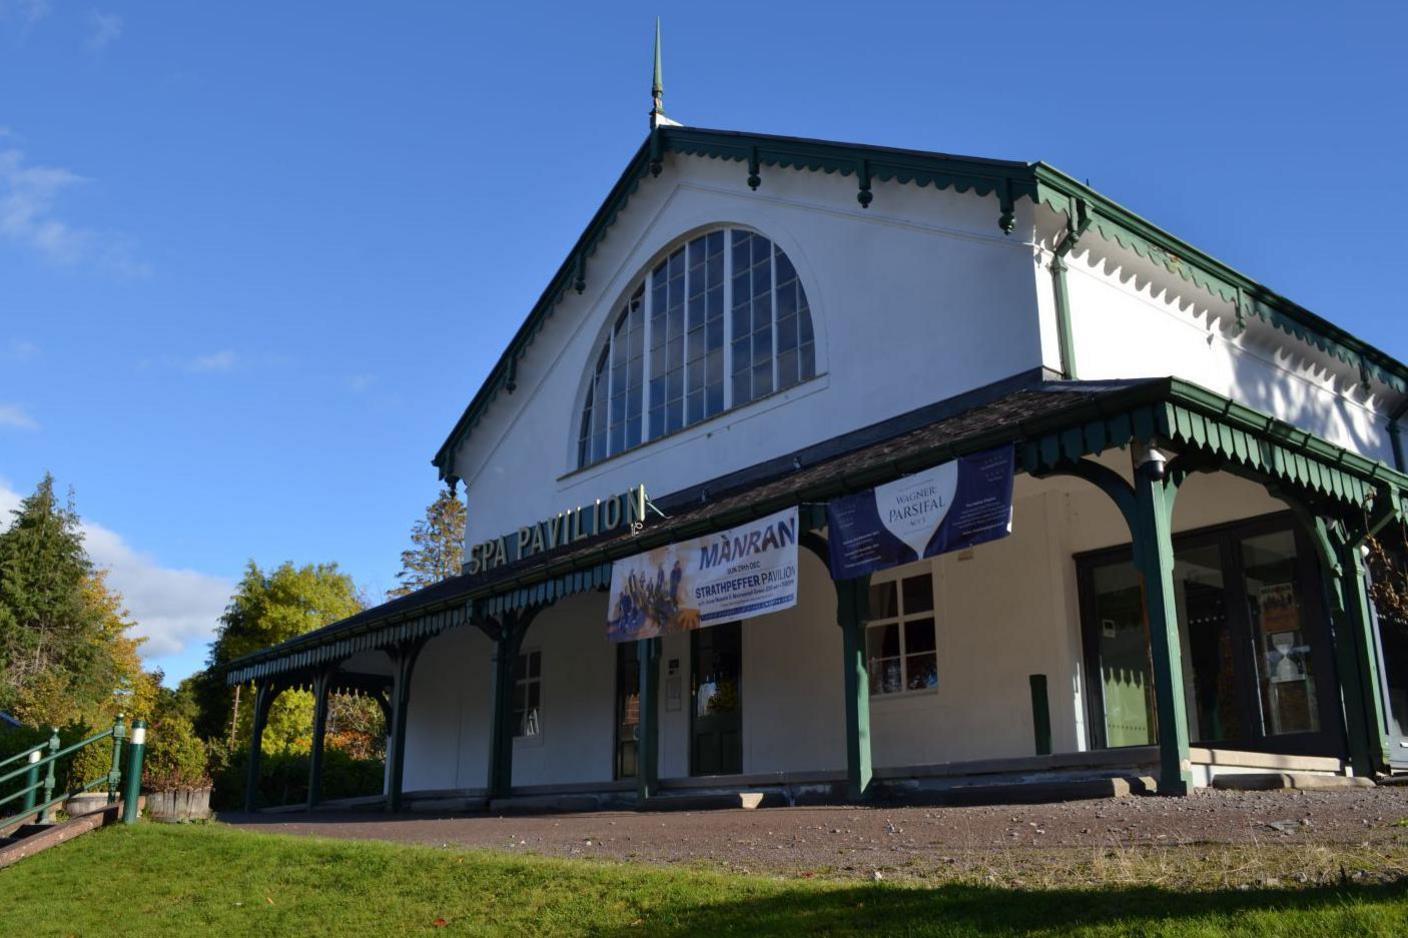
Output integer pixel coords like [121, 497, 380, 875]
[1050, 199, 1091, 381]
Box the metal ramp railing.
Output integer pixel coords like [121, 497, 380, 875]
[0, 716, 147, 838]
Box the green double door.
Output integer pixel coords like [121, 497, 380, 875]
[691, 622, 742, 776]
[1078, 512, 1343, 756]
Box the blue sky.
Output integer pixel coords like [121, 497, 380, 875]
[2, 2, 1405, 684]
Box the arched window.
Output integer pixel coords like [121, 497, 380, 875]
[578, 228, 816, 468]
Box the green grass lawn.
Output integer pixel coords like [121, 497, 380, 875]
[1, 823, 1406, 936]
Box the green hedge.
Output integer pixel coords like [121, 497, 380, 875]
[210, 746, 384, 811]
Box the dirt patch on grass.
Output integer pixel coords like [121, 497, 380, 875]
[220, 786, 1408, 888]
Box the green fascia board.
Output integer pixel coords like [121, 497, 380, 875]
[1033, 165, 1408, 394]
[431, 131, 1408, 479]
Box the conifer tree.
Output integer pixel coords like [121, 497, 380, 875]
[388, 488, 466, 598]
[0, 474, 147, 725]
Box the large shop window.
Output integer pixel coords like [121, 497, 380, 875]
[1077, 512, 1340, 756]
[577, 228, 817, 468]
[866, 569, 938, 696]
[513, 650, 542, 739]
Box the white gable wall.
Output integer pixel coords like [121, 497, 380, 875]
[1048, 221, 1396, 462]
[452, 154, 1047, 546]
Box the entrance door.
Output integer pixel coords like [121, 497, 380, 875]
[1078, 512, 1342, 756]
[691, 622, 742, 776]
[614, 641, 641, 779]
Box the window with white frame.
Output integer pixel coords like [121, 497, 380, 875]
[577, 228, 816, 468]
[866, 570, 938, 696]
[513, 650, 542, 738]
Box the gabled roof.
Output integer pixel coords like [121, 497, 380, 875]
[432, 125, 1408, 483]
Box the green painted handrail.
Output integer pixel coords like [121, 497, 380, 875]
[0, 715, 136, 833]
[0, 740, 48, 772]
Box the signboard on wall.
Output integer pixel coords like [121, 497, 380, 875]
[825, 445, 1015, 580]
[606, 507, 799, 642]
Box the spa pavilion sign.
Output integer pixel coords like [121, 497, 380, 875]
[466, 484, 648, 575]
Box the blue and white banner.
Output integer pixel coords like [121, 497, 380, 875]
[606, 507, 799, 642]
[825, 446, 1015, 580]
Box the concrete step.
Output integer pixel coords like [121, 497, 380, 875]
[641, 791, 775, 812]
[1210, 772, 1373, 792]
[875, 774, 1158, 807]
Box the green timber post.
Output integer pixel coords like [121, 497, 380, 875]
[1131, 450, 1193, 796]
[244, 682, 273, 812]
[1334, 543, 1389, 776]
[1292, 490, 1398, 779]
[307, 668, 333, 809]
[121, 720, 146, 824]
[487, 611, 525, 802]
[386, 639, 426, 813]
[836, 575, 873, 801]
[637, 637, 661, 805]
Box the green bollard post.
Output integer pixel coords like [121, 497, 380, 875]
[121, 720, 146, 824]
[109, 714, 126, 804]
[22, 749, 41, 819]
[40, 728, 59, 824]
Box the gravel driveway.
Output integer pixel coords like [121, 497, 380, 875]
[219, 786, 1408, 885]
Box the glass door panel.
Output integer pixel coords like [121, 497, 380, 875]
[615, 641, 641, 779]
[1172, 544, 1242, 743]
[1089, 563, 1155, 747]
[1241, 530, 1320, 736]
[691, 622, 742, 775]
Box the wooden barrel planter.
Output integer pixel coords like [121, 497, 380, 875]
[63, 792, 111, 817]
[145, 787, 212, 823]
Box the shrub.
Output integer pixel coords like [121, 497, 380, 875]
[210, 746, 384, 811]
[142, 715, 211, 790]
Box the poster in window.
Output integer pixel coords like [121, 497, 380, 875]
[606, 507, 798, 642]
[825, 446, 1015, 580]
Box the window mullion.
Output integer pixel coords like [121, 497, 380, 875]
[722, 230, 733, 411]
[684, 257, 693, 413]
[770, 239, 779, 393]
[642, 281, 653, 443]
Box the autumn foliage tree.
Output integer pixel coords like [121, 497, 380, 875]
[194, 561, 368, 753]
[388, 488, 465, 598]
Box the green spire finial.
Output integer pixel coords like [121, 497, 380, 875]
[652, 18, 663, 98]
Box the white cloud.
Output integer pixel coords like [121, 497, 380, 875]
[85, 10, 121, 51]
[0, 403, 38, 429]
[0, 481, 234, 664]
[0, 1, 51, 27]
[0, 139, 147, 275]
[185, 350, 237, 373]
[7, 339, 39, 360]
[0, 146, 90, 263]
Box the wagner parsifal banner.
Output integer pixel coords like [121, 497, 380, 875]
[606, 507, 799, 642]
[825, 446, 1015, 580]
